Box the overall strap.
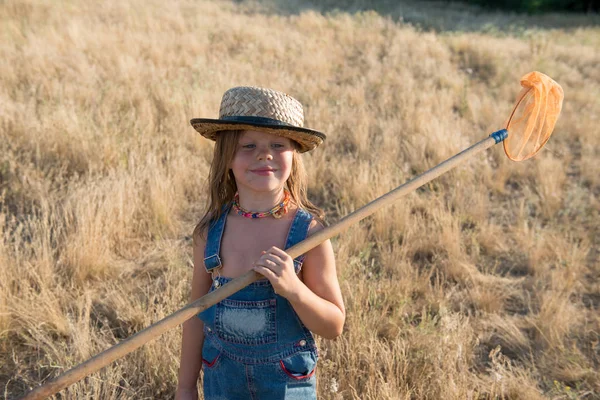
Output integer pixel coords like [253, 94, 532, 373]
[284, 208, 314, 273]
[203, 204, 231, 274]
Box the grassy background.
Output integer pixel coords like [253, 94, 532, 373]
[1, 0, 599, 398]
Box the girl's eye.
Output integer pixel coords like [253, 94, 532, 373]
[241, 144, 255, 149]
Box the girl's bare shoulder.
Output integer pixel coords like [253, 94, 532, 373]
[305, 210, 326, 233]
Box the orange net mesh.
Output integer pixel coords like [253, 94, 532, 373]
[503, 71, 564, 161]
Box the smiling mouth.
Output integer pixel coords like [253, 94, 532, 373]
[251, 168, 276, 175]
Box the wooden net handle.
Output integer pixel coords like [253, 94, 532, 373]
[21, 133, 503, 400]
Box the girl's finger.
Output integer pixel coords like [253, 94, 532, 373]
[258, 258, 282, 276]
[261, 253, 285, 267]
[260, 258, 278, 270]
[268, 247, 290, 260]
[253, 265, 278, 281]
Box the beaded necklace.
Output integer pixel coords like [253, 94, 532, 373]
[232, 189, 290, 219]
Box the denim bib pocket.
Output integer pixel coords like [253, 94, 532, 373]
[278, 350, 318, 382]
[215, 298, 277, 345]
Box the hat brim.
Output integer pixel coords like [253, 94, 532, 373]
[190, 118, 325, 153]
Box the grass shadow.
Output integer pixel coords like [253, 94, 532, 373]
[239, 0, 600, 33]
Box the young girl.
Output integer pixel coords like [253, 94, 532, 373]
[176, 87, 345, 400]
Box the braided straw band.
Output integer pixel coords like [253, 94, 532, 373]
[190, 86, 326, 153]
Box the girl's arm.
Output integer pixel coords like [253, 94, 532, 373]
[175, 234, 213, 399]
[254, 222, 346, 339]
[288, 222, 345, 339]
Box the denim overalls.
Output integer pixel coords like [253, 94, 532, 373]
[198, 205, 318, 400]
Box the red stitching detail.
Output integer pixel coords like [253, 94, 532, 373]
[202, 354, 220, 368]
[279, 360, 316, 380]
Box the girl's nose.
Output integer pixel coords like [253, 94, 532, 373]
[257, 147, 273, 161]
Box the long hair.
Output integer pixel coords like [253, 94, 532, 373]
[193, 130, 324, 242]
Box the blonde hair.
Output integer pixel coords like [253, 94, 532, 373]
[193, 130, 324, 242]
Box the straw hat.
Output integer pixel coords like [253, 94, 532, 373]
[190, 86, 326, 153]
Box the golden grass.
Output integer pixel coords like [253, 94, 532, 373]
[1, 0, 599, 398]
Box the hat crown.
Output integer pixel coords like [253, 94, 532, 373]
[219, 86, 304, 128]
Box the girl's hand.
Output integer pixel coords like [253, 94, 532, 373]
[253, 246, 301, 299]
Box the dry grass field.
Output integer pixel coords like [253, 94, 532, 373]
[1, 0, 599, 398]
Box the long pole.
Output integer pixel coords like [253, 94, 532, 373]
[21, 130, 507, 400]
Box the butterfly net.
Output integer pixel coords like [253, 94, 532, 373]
[503, 71, 564, 161]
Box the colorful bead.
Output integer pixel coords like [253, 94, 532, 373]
[232, 189, 291, 219]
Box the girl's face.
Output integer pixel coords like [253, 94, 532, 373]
[230, 130, 295, 194]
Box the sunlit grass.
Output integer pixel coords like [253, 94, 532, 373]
[1, 0, 599, 398]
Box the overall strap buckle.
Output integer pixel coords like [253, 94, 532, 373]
[204, 254, 223, 287]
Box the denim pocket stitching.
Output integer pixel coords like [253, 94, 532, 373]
[277, 350, 318, 382]
[215, 298, 277, 345]
[202, 352, 221, 368]
[201, 340, 221, 369]
[279, 359, 316, 381]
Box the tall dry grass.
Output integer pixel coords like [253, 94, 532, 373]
[1, 0, 599, 398]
